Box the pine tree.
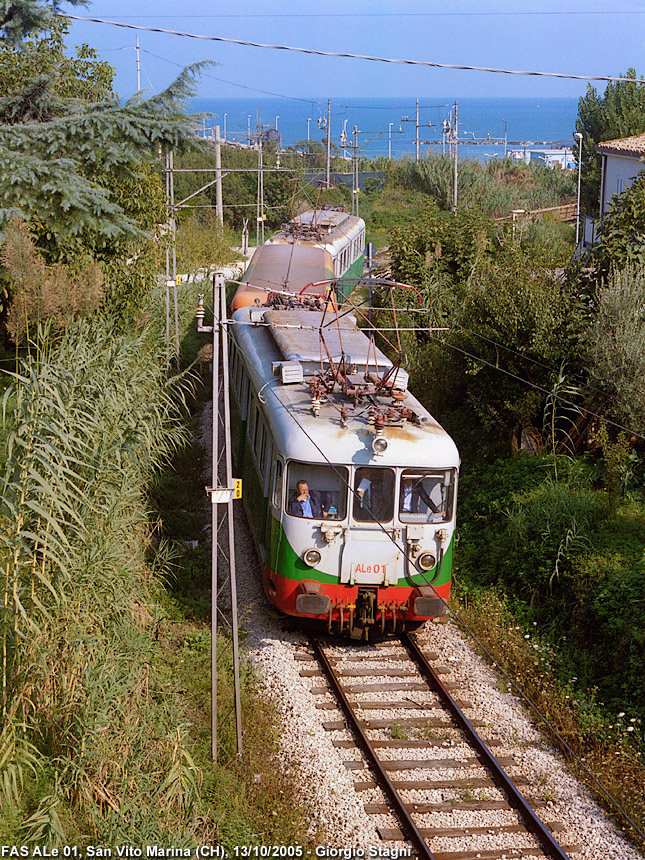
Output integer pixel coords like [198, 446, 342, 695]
[0, 1, 206, 325]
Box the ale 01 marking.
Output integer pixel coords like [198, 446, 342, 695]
[351, 562, 387, 576]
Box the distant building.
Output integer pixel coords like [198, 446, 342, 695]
[596, 133, 645, 215]
[255, 126, 282, 148]
[507, 147, 576, 169]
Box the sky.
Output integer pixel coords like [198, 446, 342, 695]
[62, 0, 645, 102]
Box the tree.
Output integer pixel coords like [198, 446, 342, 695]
[0, 1, 206, 328]
[0, 0, 86, 44]
[575, 68, 645, 216]
[0, 16, 114, 107]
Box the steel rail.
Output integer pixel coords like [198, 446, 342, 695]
[308, 636, 436, 860]
[402, 632, 572, 860]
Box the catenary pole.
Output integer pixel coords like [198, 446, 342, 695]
[215, 125, 223, 231]
[452, 102, 458, 212]
[326, 98, 331, 187]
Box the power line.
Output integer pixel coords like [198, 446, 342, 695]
[141, 48, 324, 105]
[60, 13, 645, 85]
[424, 329, 645, 441]
[87, 11, 645, 18]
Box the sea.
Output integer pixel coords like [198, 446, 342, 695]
[189, 96, 580, 163]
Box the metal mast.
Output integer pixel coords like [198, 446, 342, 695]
[197, 274, 243, 765]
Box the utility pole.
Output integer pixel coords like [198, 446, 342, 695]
[136, 36, 141, 92]
[452, 102, 458, 213]
[325, 98, 331, 187]
[214, 125, 223, 232]
[416, 97, 420, 164]
[164, 152, 171, 364]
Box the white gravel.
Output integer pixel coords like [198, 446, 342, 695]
[200, 401, 644, 858]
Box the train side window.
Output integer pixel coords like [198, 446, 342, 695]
[286, 462, 348, 519]
[230, 346, 240, 398]
[256, 421, 266, 478]
[240, 373, 250, 420]
[398, 470, 455, 523]
[247, 401, 257, 446]
[353, 467, 395, 523]
[272, 460, 283, 509]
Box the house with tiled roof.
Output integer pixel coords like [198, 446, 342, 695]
[596, 132, 645, 215]
[580, 133, 645, 251]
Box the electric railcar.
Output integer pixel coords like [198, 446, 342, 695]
[228, 301, 460, 637]
[231, 206, 365, 312]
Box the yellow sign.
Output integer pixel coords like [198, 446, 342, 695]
[233, 478, 242, 499]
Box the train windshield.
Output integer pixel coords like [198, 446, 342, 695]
[286, 462, 348, 520]
[353, 467, 395, 523]
[398, 470, 455, 523]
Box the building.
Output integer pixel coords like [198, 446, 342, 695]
[507, 146, 576, 169]
[596, 132, 645, 215]
[581, 133, 645, 251]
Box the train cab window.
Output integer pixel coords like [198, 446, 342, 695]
[398, 470, 455, 523]
[353, 467, 395, 523]
[286, 462, 348, 520]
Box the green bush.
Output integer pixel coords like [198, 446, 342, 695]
[457, 453, 645, 716]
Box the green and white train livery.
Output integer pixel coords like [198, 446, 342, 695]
[228, 299, 460, 637]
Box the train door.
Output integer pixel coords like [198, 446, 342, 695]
[267, 455, 284, 574]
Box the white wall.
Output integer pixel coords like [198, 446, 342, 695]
[601, 153, 645, 213]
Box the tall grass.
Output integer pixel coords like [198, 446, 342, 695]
[0, 317, 200, 843]
[394, 154, 576, 215]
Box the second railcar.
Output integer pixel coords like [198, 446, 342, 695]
[232, 207, 365, 312]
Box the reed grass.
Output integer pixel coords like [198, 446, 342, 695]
[0, 315, 202, 844]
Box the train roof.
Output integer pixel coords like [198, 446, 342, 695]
[231, 305, 460, 470]
[241, 243, 333, 293]
[269, 208, 364, 247]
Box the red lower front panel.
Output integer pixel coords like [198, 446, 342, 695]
[262, 565, 451, 623]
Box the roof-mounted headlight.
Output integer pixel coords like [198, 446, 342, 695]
[372, 436, 388, 455]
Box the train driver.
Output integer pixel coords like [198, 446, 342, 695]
[288, 480, 327, 519]
[400, 476, 444, 518]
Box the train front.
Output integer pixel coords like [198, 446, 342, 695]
[262, 311, 460, 638]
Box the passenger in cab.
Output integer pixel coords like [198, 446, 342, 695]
[354, 467, 394, 522]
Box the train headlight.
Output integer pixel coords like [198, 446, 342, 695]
[302, 547, 322, 567]
[372, 436, 388, 455]
[417, 551, 436, 571]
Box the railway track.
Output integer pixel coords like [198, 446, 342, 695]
[298, 634, 581, 860]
